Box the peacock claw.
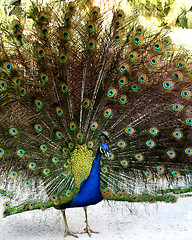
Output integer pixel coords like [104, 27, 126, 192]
[81, 227, 99, 237]
[64, 229, 78, 238]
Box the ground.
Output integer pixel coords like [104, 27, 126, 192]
[0, 197, 192, 240]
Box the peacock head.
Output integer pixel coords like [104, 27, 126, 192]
[99, 133, 110, 158]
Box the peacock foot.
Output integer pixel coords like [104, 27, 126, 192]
[64, 229, 78, 238]
[81, 226, 99, 237]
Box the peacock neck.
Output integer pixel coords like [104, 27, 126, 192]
[89, 148, 101, 177]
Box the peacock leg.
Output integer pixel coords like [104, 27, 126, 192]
[61, 209, 78, 238]
[81, 206, 99, 237]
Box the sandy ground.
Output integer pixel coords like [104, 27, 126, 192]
[0, 197, 192, 240]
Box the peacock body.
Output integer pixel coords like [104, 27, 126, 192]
[0, 0, 192, 237]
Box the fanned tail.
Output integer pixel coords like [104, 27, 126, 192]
[0, 0, 191, 218]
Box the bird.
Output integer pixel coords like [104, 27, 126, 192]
[0, 0, 192, 238]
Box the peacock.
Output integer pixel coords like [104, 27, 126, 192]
[0, 0, 192, 238]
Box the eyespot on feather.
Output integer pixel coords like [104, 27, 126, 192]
[119, 62, 129, 73]
[181, 89, 191, 99]
[87, 39, 97, 50]
[40, 73, 48, 83]
[39, 11, 48, 23]
[41, 25, 49, 35]
[90, 122, 98, 131]
[103, 108, 112, 118]
[12, 20, 21, 31]
[119, 95, 127, 104]
[172, 71, 183, 80]
[149, 56, 160, 67]
[70, 122, 76, 131]
[125, 126, 134, 135]
[87, 21, 95, 32]
[118, 76, 127, 87]
[35, 99, 43, 109]
[138, 73, 148, 84]
[113, 17, 124, 28]
[91, 6, 100, 18]
[56, 107, 63, 116]
[132, 34, 143, 46]
[136, 25, 144, 34]
[167, 150, 176, 159]
[61, 28, 70, 40]
[59, 52, 68, 63]
[65, 13, 72, 24]
[16, 31, 23, 41]
[68, 2, 76, 13]
[116, 9, 125, 19]
[77, 132, 83, 140]
[83, 98, 90, 108]
[107, 88, 117, 98]
[37, 47, 45, 58]
[128, 51, 138, 63]
[113, 32, 122, 43]
[4, 62, 12, 71]
[153, 41, 162, 51]
[185, 148, 192, 156]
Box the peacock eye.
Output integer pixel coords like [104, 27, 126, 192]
[115, 35, 120, 42]
[10, 171, 17, 179]
[59, 52, 67, 63]
[0, 81, 7, 90]
[41, 204, 47, 211]
[167, 150, 176, 159]
[157, 166, 164, 173]
[0, 148, 4, 157]
[163, 81, 173, 90]
[118, 76, 127, 86]
[119, 62, 128, 72]
[131, 84, 138, 92]
[70, 122, 76, 131]
[40, 144, 47, 152]
[186, 117, 191, 126]
[25, 180, 31, 187]
[145, 171, 152, 178]
[149, 127, 158, 135]
[135, 153, 143, 161]
[181, 89, 191, 99]
[134, 37, 140, 43]
[172, 103, 183, 112]
[43, 168, 50, 175]
[121, 160, 128, 167]
[9, 127, 18, 136]
[185, 148, 192, 156]
[52, 157, 59, 163]
[104, 108, 112, 118]
[29, 162, 36, 170]
[90, 122, 98, 131]
[4, 202, 11, 209]
[119, 95, 127, 104]
[92, 7, 100, 17]
[172, 171, 179, 177]
[146, 139, 155, 148]
[56, 107, 63, 116]
[136, 25, 144, 34]
[173, 130, 182, 139]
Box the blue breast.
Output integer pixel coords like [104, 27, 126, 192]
[68, 151, 102, 208]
